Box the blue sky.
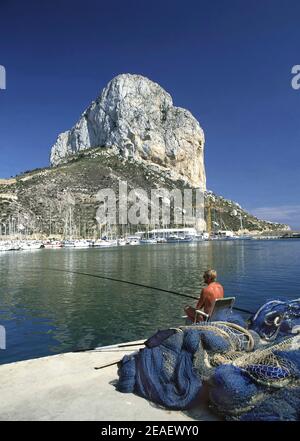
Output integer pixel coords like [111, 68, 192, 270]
[0, 0, 299, 229]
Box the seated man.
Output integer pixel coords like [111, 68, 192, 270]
[184, 269, 224, 322]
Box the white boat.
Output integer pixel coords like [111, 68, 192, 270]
[63, 240, 75, 248]
[129, 239, 140, 246]
[126, 235, 141, 245]
[118, 239, 127, 246]
[6, 242, 21, 251]
[74, 240, 91, 248]
[20, 241, 43, 250]
[94, 239, 118, 248]
[156, 237, 167, 243]
[43, 241, 63, 249]
[194, 232, 210, 241]
[167, 234, 179, 241]
[147, 228, 198, 243]
[194, 235, 204, 242]
[140, 238, 157, 244]
[0, 243, 10, 252]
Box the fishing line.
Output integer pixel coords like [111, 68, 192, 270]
[36, 266, 254, 315]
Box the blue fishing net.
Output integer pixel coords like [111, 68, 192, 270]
[117, 354, 136, 393]
[135, 347, 202, 409]
[249, 298, 300, 340]
[209, 364, 260, 414]
[200, 330, 231, 353]
[116, 299, 300, 420]
[245, 363, 290, 382]
[182, 328, 202, 353]
[117, 329, 203, 409]
[134, 330, 203, 410]
[280, 317, 300, 334]
[217, 311, 248, 328]
[239, 387, 300, 421]
[274, 349, 300, 376]
[248, 329, 262, 349]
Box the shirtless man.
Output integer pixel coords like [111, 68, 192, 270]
[184, 269, 224, 322]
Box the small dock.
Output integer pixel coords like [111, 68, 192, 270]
[0, 340, 219, 421]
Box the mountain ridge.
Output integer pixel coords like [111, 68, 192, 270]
[0, 148, 290, 237]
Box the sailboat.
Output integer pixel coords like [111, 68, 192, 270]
[94, 224, 118, 248]
[237, 213, 252, 240]
[140, 228, 157, 244]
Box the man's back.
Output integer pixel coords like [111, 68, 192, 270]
[184, 269, 224, 322]
[197, 282, 224, 316]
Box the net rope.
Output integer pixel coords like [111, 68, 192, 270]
[212, 334, 300, 387]
[180, 321, 254, 352]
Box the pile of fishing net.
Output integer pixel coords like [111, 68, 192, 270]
[249, 298, 300, 340]
[116, 298, 300, 420]
[209, 334, 300, 420]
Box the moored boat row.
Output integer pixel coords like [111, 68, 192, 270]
[0, 241, 44, 251]
[0, 228, 298, 252]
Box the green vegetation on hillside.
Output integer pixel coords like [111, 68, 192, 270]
[0, 148, 289, 238]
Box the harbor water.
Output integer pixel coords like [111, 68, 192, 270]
[0, 239, 299, 365]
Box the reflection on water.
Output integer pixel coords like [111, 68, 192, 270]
[0, 240, 299, 364]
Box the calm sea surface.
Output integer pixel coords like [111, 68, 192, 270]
[0, 240, 299, 365]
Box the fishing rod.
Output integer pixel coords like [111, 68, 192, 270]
[75, 341, 145, 353]
[41, 267, 197, 300]
[39, 266, 254, 315]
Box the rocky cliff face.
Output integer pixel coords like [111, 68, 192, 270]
[50, 74, 206, 189]
[0, 150, 290, 238]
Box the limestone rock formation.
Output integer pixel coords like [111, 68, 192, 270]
[50, 74, 206, 188]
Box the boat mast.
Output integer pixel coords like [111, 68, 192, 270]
[240, 213, 243, 232]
